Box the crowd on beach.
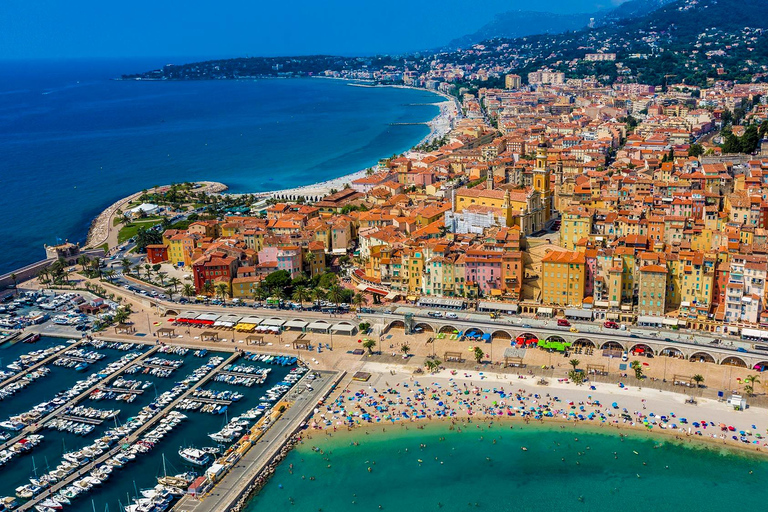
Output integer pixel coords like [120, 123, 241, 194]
[308, 372, 768, 453]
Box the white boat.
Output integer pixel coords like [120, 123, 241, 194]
[177, 448, 210, 466]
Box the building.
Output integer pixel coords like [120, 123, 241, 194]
[504, 74, 521, 90]
[584, 53, 616, 61]
[561, 207, 593, 250]
[145, 244, 168, 264]
[192, 252, 238, 294]
[638, 265, 668, 316]
[541, 250, 586, 306]
[528, 70, 565, 85]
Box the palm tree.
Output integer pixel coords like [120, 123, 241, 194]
[425, 359, 442, 373]
[121, 258, 132, 274]
[104, 269, 115, 282]
[292, 286, 310, 309]
[473, 346, 484, 364]
[255, 284, 270, 301]
[9, 273, 18, 295]
[311, 287, 326, 305]
[77, 255, 91, 272]
[215, 282, 229, 302]
[144, 264, 152, 281]
[113, 308, 130, 325]
[182, 283, 195, 299]
[743, 374, 761, 397]
[400, 343, 411, 357]
[569, 359, 580, 371]
[630, 360, 643, 380]
[327, 284, 344, 309]
[133, 264, 143, 278]
[166, 287, 175, 300]
[352, 292, 366, 311]
[202, 281, 214, 297]
[271, 287, 286, 301]
[157, 271, 168, 288]
[168, 277, 181, 296]
[90, 259, 102, 280]
[37, 267, 50, 285]
[692, 374, 704, 388]
[363, 338, 377, 355]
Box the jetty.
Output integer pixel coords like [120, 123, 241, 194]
[16, 352, 240, 512]
[172, 370, 342, 512]
[58, 414, 104, 425]
[0, 340, 84, 388]
[98, 386, 145, 394]
[190, 396, 233, 406]
[0, 345, 157, 453]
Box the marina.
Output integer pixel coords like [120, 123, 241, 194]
[0, 335, 308, 512]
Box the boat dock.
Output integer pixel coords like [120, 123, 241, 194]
[172, 369, 343, 512]
[0, 340, 84, 388]
[189, 396, 232, 406]
[217, 370, 264, 378]
[98, 386, 145, 394]
[58, 414, 104, 425]
[0, 345, 158, 453]
[141, 362, 183, 370]
[16, 352, 240, 512]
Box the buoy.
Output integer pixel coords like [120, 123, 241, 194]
[633, 451, 639, 455]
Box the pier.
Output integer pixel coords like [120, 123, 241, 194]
[58, 414, 104, 425]
[16, 352, 240, 512]
[217, 370, 265, 378]
[98, 386, 145, 394]
[0, 340, 84, 388]
[140, 362, 184, 370]
[0, 345, 157, 453]
[189, 396, 233, 406]
[173, 370, 342, 512]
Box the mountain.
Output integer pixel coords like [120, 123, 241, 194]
[444, 0, 676, 50]
[445, 10, 593, 50]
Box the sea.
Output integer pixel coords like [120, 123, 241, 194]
[247, 422, 768, 512]
[0, 59, 441, 274]
[0, 336, 294, 511]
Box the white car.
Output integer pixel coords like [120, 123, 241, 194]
[445, 312, 458, 319]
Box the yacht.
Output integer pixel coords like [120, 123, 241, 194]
[177, 448, 210, 466]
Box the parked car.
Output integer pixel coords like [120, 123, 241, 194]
[427, 311, 443, 318]
[604, 321, 619, 329]
[445, 312, 459, 319]
[557, 319, 570, 327]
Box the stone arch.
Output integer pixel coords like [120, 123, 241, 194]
[545, 335, 567, 343]
[164, 309, 179, 317]
[438, 324, 459, 334]
[385, 320, 406, 331]
[515, 332, 538, 341]
[465, 327, 484, 337]
[689, 351, 716, 364]
[659, 347, 684, 358]
[629, 343, 655, 356]
[491, 330, 512, 340]
[600, 340, 625, 351]
[753, 361, 768, 371]
[573, 338, 596, 348]
[413, 322, 435, 333]
[721, 355, 747, 368]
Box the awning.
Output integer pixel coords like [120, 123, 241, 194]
[564, 309, 592, 320]
[537, 307, 553, 315]
[662, 318, 679, 326]
[330, 322, 356, 334]
[239, 316, 263, 325]
[307, 320, 331, 332]
[196, 312, 221, 322]
[284, 319, 309, 330]
[606, 312, 620, 320]
[637, 315, 663, 325]
[260, 318, 285, 327]
[477, 301, 518, 313]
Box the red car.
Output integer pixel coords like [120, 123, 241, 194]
[604, 321, 619, 329]
[557, 319, 571, 327]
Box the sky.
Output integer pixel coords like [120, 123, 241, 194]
[0, 0, 625, 60]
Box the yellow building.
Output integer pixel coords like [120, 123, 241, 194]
[561, 206, 592, 250]
[165, 233, 198, 267]
[541, 250, 586, 306]
[232, 276, 260, 299]
[401, 248, 425, 294]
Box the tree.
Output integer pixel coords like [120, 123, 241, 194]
[168, 277, 181, 296]
[473, 346, 484, 364]
[400, 343, 411, 357]
[157, 271, 167, 287]
[743, 374, 761, 397]
[144, 264, 152, 281]
[202, 281, 214, 296]
[630, 360, 643, 380]
[121, 258, 132, 274]
[113, 308, 130, 325]
[425, 359, 442, 373]
[687, 143, 704, 157]
[263, 270, 292, 292]
[135, 226, 163, 253]
[359, 321, 371, 333]
[9, 273, 18, 295]
[292, 286, 311, 308]
[215, 282, 230, 302]
[363, 338, 377, 355]
[166, 287, 175, 300]
[311, 287, 326, 304]
[327, 284, 344, 308]
[722, 133, 741, 154]
[568, 369, 585, 385]
[182, 283, 195, 299]
[352, 292, 366, 310]
[740, 125, 760, 154]
[692, 374, 704, 388]
[77, 255, 91, 271]
[569, 359, 580, 371]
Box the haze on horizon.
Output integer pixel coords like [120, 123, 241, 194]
[1, 0, 627, 60]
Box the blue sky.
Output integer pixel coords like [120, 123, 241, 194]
[0, 0, 622, 59]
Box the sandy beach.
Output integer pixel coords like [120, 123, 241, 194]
[308, 361, 768, 456]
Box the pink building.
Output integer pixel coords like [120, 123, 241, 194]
[464, 249, 502, 296]
[257, 245, 303, 278]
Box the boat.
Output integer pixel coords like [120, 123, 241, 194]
[20, 333, 41, 344]
[177, 448, 210, 466]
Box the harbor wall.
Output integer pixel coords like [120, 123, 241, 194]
[0, 248, 106, 291]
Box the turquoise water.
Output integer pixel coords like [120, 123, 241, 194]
[248, 421, 768, 512]
[0, 59, 440, 273]
[0, 337, 294, 511]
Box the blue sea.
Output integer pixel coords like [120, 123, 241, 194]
[0, 59, 440, 274]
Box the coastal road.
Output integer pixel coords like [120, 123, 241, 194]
[173, 369, 341, 512]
